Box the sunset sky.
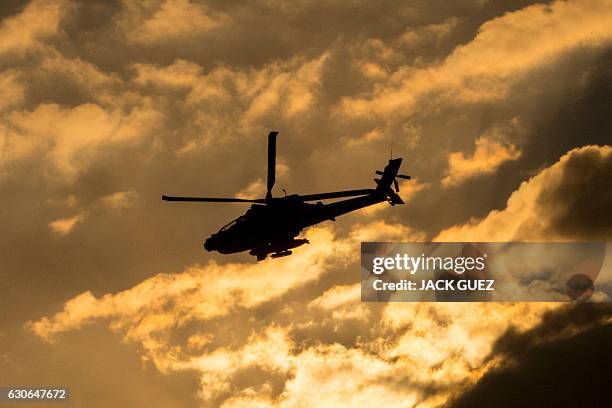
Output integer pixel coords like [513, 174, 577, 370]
[1, 0, 611, 407]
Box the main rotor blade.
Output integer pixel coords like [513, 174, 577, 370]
[298, 188, 375, 202]
[396, 174, 411, 179]
[266, 131, 278, 201]
[162, 195, 264, 203]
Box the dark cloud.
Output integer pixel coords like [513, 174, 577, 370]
[539, 146, 612, 239]
[0, 0, 30, 19]
[56, 0, 541, 71]
[448, 304, 612, 408]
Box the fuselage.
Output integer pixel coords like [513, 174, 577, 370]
[203, 192, 385, 255]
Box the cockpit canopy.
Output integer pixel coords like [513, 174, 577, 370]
[220, 215, 247, 231]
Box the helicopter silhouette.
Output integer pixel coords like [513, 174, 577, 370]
[162, 131, 410, 260]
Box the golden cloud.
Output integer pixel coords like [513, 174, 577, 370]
[2, 103, 163, 179]
[442, 137, 521, 187]
[241, 53, 329, 123]
[99, 191, 139, 210]
[28, 226, 353, 342]
[0, 70, 25, 112]
[28, 219, 574, 407]
[309, 284, 360, 311]
[436, 145, 612, 241]
[0, 0, 69, 57]
[338, 0, 612, 118]
[348, 220, 426, 242]
[48, 213, 85, 235]
[130, 53, 328, 149]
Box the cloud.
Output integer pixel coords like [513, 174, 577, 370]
[348, 220, 426, 242]
[338, 0, 612, 118]
[1, 103, 163, 179]
[179, 326, 294, 403]
[49, 213, 85, 235]
[46, 191, 137, 236]
[99, 191, 138, 210]
[309, 284, 360, 311]
[129, 53, 328, 149]
[442, 136, 521, 187]
[28, 219, 571, 407]
[396, 18, 458, 49]
[382, 303, 556, 369]
[241, 53, 329, 123]
[28, 226, 353, 342]
[436, 145, 612, 241]
[133, 59, 203, 89]
[119, 0, 228, 45]
[27, 223, 411, 405]
[448, 304, 612, 408]
[0, 0, 69, 58]
[0, 70, 25, 112]
[36, 51, 123, 105]
[279, 343, 420, 408]
[308, 284, 370, 324]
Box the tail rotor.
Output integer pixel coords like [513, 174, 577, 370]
[374, 159, 411, 205]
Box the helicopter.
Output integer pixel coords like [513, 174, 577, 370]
[162, 131, 410, 260]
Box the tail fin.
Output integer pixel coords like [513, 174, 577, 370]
[374, 158, 409, 205]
